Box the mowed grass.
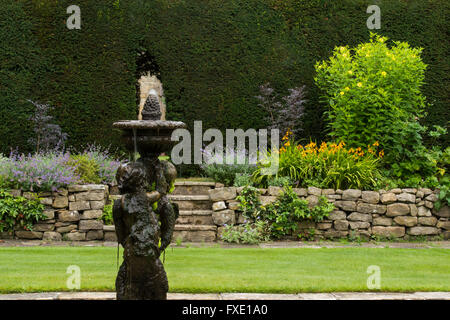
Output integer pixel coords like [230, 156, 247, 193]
[0, 246, 449, 293]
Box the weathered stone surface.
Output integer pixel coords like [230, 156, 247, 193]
[52, 196, 68, 209]
[416, 190, 424, 198]
[402, 188, 417, 194]
[56, 224, 78, 233]
[334, 201, 357, 212]
[212, 210, 235, 226]
[321, 189, 335, 195]
[444, 231, 450, 240]
[393, 216, 417, 227]
[306, 195, 319, 208]
[418, 188, 432, 196]
[104, 231, 117, 241]
[90, 200, 105, 210]
[68, 185, 107, 192]
[58, 210, 80, 222]
[297, 220, 316, 229]
[390, 188, 402, 194]
[386, 203, 410, 217]
[9, 189, 21, 197]
[307, 187, 322, 196]
[227, 201, 240, 211]
[15, 231, 43, 239]
[326, 194, 342, 200]
[334, 220, 349, 231]
[347, 212, 372, 222]
[69, 201, 90, 211]
[418, 217, 437, 226]
[43, 231, 62, 241]
[335, 189, 343, 194]
[69, 195, 75, 202]
[103, 225, 115, 232]
[32, 223, 55, 232]
[236, 212, 247, 224]
[418, 206, 432, 217]
[293, 188, 307, 197]
[64, 232, 86, 241]
[0, 231, 14, 239]
[23, 192, 37, 200]
[267, 186, 283, 196]
[328, 210, 346, 220]
[397, 193, 416, 203]
[259, 189, 267, 195]
[260, 196, 277, 206]
[380, 193, 397, 204]
[208, 187, 237, 201]
[349, 221, 370, 229]
[372, 226, 405, 238]
[373, 217, 393, 226]
[75, 191, 105, 201]
[324, 230, 348, 238]
[361, 191, 379, 204]
[407, 227, 439, 236]
[78, 220, 103, 231]
[212, 201, 227, 211]
[434, 206, 450, 218]
[80, 210, 103, 220]
[40, 197, 53, 206]
[409, 204, 418, 217]
[357, 203, 386, 214]
[43, 210, 55, 220]
[342, 189, 362, 200]
[437, 220, 450, 230]
[317, 222, 332, 230]
[236, 187, 245, 195]
[425, 194, 438, 202]
[86, 230, 103, 240]
[424, 201, 434, 209]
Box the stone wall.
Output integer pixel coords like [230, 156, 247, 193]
[208, 186, 450, 240]
[0, 185, 117, 241]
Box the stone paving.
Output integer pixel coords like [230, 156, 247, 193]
[1, 239, 449, 249]
[0, 291, 448, 300]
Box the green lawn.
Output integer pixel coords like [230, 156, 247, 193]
[0, 246, 449, 293]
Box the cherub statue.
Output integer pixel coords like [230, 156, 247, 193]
[113, 161, 169, 300]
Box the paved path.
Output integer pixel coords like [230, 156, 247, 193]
[1, 240, 449, 249]
[0, 291, 448, 300]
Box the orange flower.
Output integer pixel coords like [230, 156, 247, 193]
[379, 150, 384, 158]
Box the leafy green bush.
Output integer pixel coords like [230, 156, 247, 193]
[236, 185, 334, 239]
[220, 220, 271, 244]
[100, 203, 114, 225]
[0, 190, 45, 232]
[67, 154, 102, 184]
[315, 33, 427, 149]
[233, 173, 254, 187]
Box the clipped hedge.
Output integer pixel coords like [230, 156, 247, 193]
[0, 0, 448, 155]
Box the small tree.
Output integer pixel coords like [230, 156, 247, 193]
[27, 100, 67, 153]
[255, 83, 307, 139]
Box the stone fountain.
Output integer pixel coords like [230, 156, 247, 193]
[112, 90, 186, 300]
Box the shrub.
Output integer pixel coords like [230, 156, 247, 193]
[0, 189, 46, 232]
[0, 152, 80, 192]
[81, 144, 122, 185]
[315, 33, 427, 150]
[201, 147, 257, 186]
[236, 185, 335, 239]
[233, 173, 254, 187]
[67, 154, 101, 184]
[220, 220, 271, 244]
[253, 133, 383, 189]
[100, 203, 114, 225]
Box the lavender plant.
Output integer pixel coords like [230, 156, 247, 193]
[82, 144, 122, 184]
[0, 151, 80, 192]
[27, 100, 68, 153]
[255, 83, 307, 138]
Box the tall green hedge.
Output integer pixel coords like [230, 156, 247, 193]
[0, 0, 448, 155]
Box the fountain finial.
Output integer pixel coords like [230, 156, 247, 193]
[142, 89, 162, 120]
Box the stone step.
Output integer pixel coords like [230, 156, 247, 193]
[173, 224, 217, 242]
[174, 181, 216, 186]
[168, 195, 210, 201]
[179, 210, 213, 216]
[176, 210, 214, 225]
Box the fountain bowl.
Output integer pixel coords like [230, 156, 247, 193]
[113, 120, 187, 156]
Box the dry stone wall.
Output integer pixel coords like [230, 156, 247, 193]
[0, 185, 117, 241]
[209, 186, 450, 241]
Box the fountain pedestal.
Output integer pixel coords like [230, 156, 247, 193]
[112, 93, 186, 300]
